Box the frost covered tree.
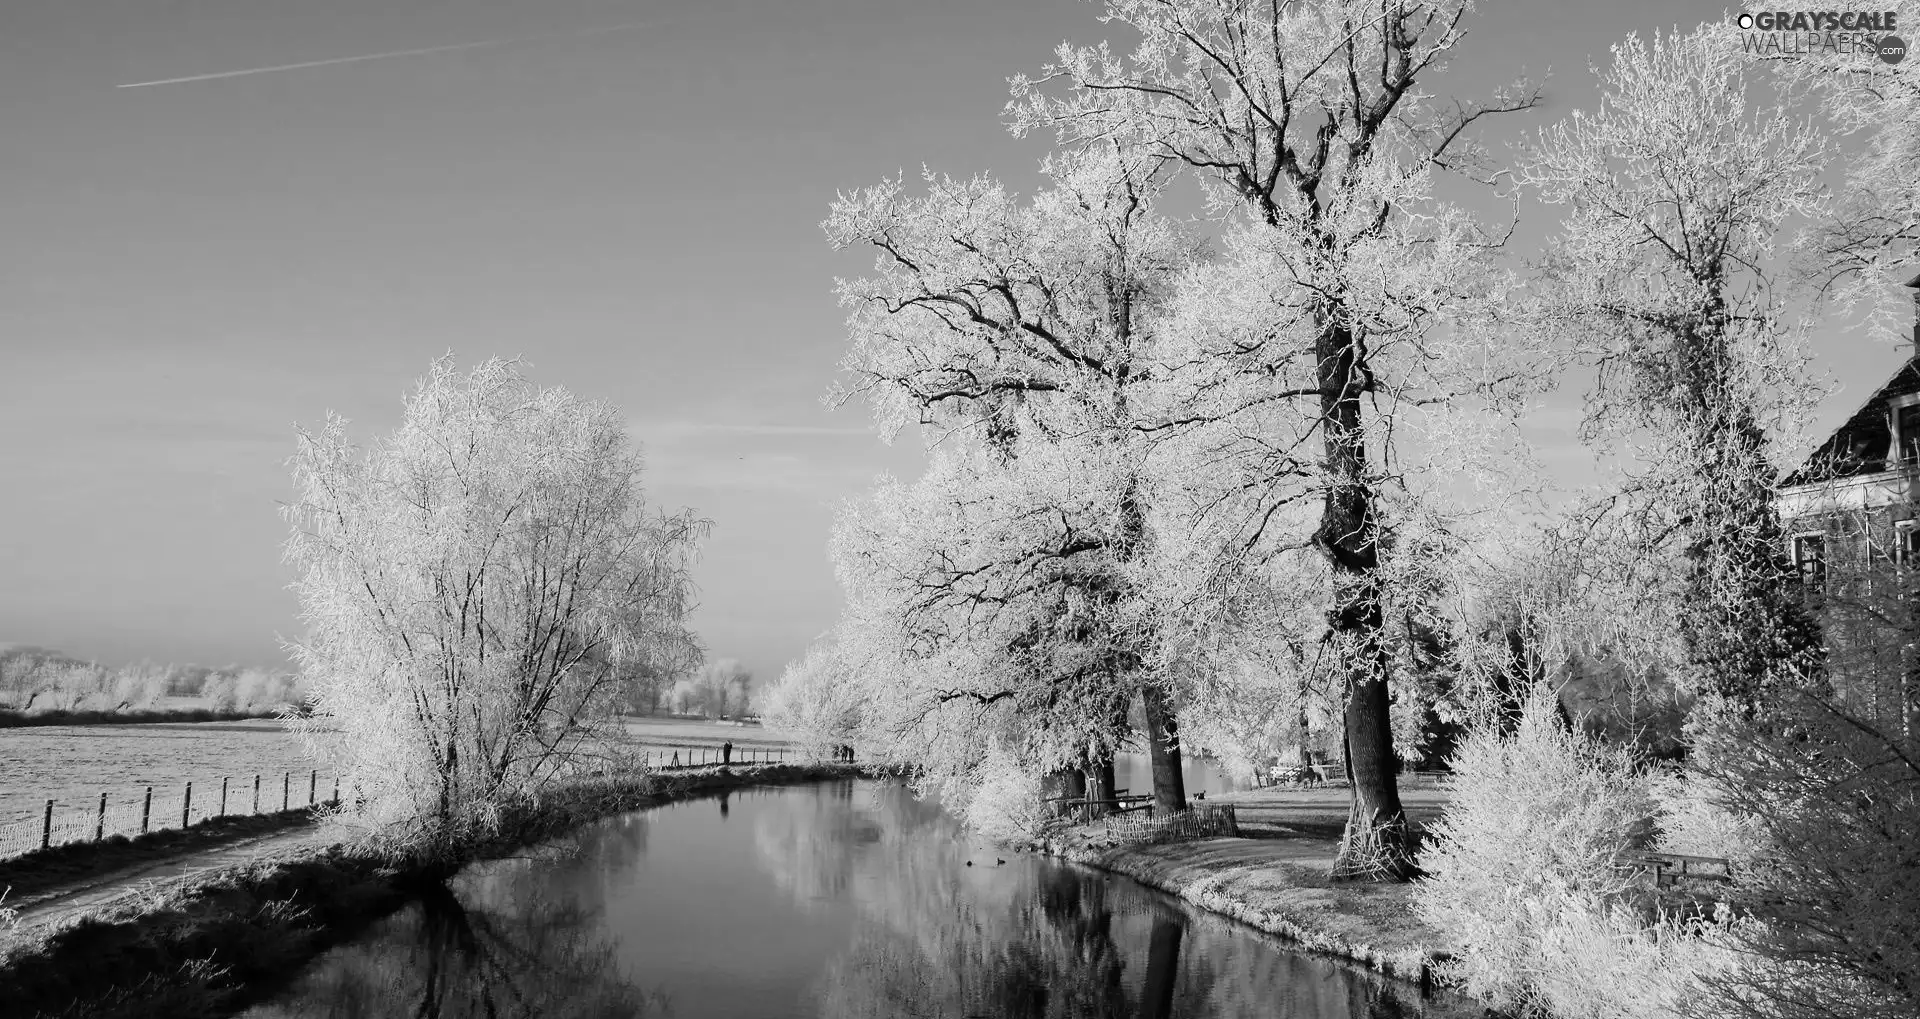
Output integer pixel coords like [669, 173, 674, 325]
[1682, 691, 1920, 1019]
[828, 439, 1162, 823]
[1519, 25, 1832, 707]
[283, 356, 706, 855]
[1009, 0, 1542, 879]
[824, 148, 1198, 816]
[761, 635, 870, 759]
[1768, 1, 1920, 340]
[677, 658, 753, 718]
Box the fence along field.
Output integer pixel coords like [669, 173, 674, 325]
[0, 715, 797, 860]
[0, 721, 317, 828]
[0, 768, 340, 860]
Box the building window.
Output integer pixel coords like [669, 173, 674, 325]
[1794, 533, 1827, 587]
[1899, 403, 1920, 463]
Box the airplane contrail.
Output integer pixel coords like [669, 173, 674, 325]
[118, 19, 655, 89]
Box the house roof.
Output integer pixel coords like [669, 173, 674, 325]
[1781, 272, 1920, 488]
[1781, 359, 1920, 487]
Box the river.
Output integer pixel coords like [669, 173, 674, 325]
[238, 778, 1465, 1019]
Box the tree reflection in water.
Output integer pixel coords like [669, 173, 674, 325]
[778, 783, 1438, 1019]
[246, 828, 668, 1019]
[246, 781, 1458, 1019]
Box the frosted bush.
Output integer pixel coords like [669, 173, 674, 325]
[1414, 685, 1658, 1013]
[959, 749, 1049, 845]
[1650, 768, 1766, 866]
[1532, 898, 1754, 1019]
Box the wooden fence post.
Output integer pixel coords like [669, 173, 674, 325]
[332, 777, 340, 806]
[282, 771, 290, 811]
[141, 786, 152, 834]
[309, 770, 317, 806]
[220, 777, 228, 817]
[253, 774, 261, 814]
[95, 793, 106, 841]
[41, 799, 53, 850]
[182, 782, 192, 828]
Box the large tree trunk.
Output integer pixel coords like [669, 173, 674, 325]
[1314, 320, 1416, 883]
[1043, 767, 1088, 821]
[1139, 683, 1188, 815]
[1085, 755, 1117, 820]
[1140, 913, 1184, 1019]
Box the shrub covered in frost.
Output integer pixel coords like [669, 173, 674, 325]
[1415, 686, 1660, 1013]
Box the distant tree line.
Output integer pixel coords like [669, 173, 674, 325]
[0, 645, 308, 715]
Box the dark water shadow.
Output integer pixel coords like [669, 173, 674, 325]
[243, 845, 669, 1018]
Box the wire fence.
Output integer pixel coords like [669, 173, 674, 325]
[0, 744, 795, 862]
[0, 769, 341, 862]
[637, 744, 792, 769]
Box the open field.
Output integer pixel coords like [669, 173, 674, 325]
[613, 714, 789, 750]
[0, 721, 320, 831]
[0, 716, 792, 833]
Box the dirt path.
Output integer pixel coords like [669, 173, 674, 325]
[6, 826, 337, 931]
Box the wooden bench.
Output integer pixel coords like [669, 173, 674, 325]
[1615, 850, 1732, 886]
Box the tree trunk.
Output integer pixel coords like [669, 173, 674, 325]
[1044, 767, 1088, 821]
[1295, 707, 1312, 769]
[1313, 320, 1415, 883]
[1140, 683, 1187, 815]
[1140, 913, 1183, 1019]
[1085, 755, 1117, 820]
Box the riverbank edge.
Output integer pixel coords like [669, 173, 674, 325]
[0, 707, 291, 728]
[0, 761, 872, 1019]
[1033, 835, 1451, 990]
[0, 807, 320, 903]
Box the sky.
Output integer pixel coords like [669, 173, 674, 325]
[0, 0, 1909, 685]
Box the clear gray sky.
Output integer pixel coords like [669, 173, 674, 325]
[0, 0, 1902, 683]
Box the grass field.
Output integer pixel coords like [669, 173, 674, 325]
[0, 721, 326, 858]
[0, 716, 793, 835]
[614, 715, 790, 750]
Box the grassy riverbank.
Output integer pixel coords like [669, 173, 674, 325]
[1036, 784, 1455, 988]
[0, 762, 870, 1019]
[0, 809, 318, 904]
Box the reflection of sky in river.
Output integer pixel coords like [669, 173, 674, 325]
[241, 780, 1472, 1019]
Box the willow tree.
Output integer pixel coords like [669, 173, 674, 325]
[824, 149, 1198, 815]
[1520, 26, 1831, 707]
[1010, 0, 1540, 879]
[284, 357, 706, 854]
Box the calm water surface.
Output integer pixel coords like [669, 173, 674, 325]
[241, 780, 1463, 1019]
[1115, 750, 1248, 798]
